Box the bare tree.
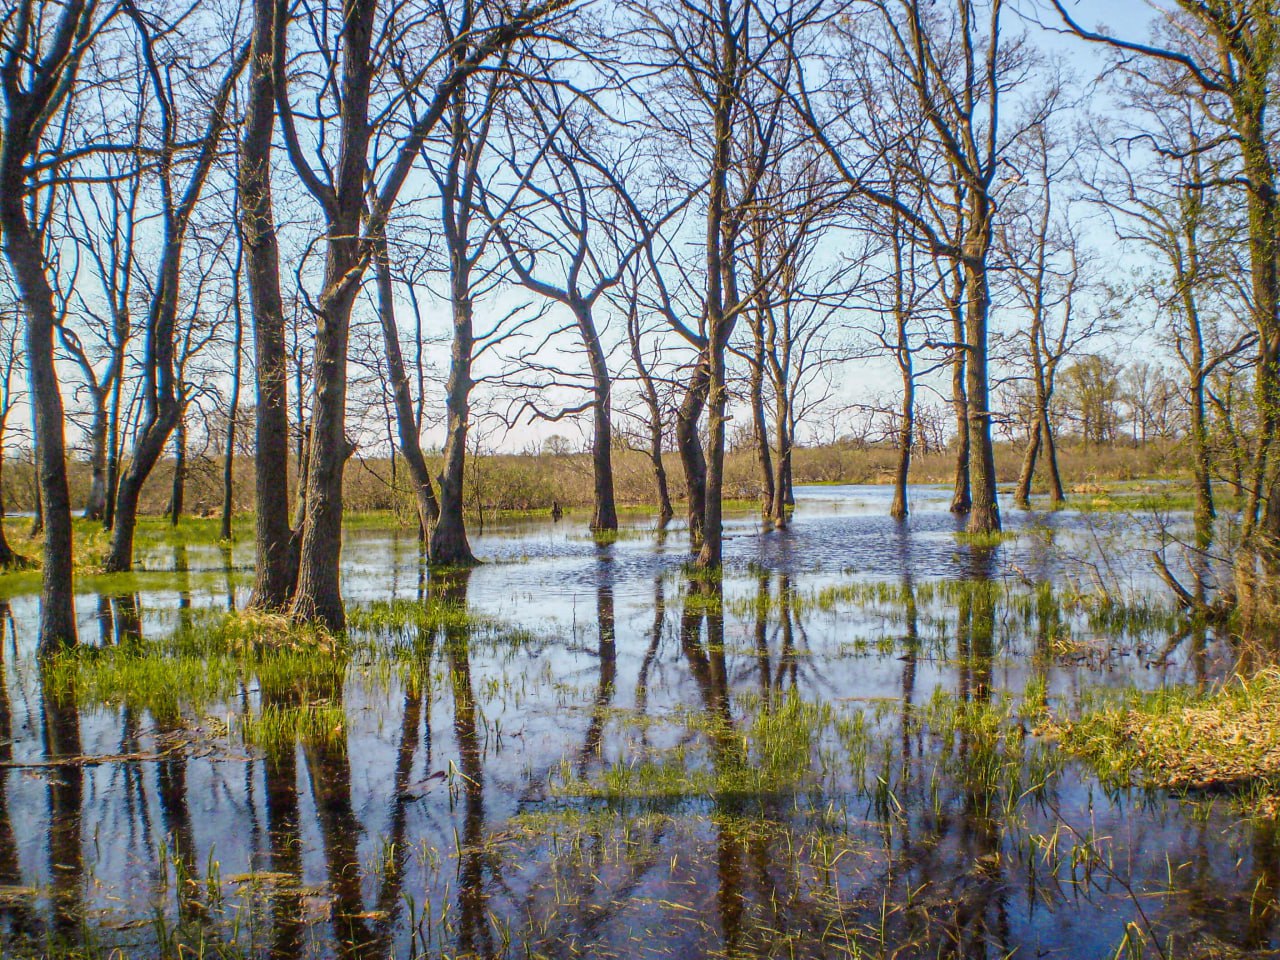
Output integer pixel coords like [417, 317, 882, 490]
[1054, 0, 1280, 618]
[784, 0, 1035, 533]
[240, 0, 297, 608]
[491, 69, 690, 533]
[276, 0, 572, 622]
[103, 11, 248, 572]
[0, 0, 114, 647]
[1081, 54, 1252, 534]
[59, 148, 140, 524]
[998, 117, 1108, 507]
[631, 0, 820, 566]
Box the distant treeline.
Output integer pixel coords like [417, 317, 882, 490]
[0, 440, 1191, 522]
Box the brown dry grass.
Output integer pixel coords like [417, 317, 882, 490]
[0, 437, 1189, 519]
[1049, 669, 1280, 814]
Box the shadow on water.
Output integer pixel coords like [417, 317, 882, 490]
[0, 484, 1273, 958]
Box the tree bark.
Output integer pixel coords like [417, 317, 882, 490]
[676, 356, 710, 549]
[104, 357, 123, 530]
[697, 337, 730, 568]
[749, 323, 774, 520]
[1015, 418, 1040, 508]
[242, 0, 297, 608]
[430, 269, 479, 567]
[577, 305, 618, 533]
[891, 367, 914, 521]
[287, 0, 376, 629]
[168, 414, 186, 525]
[963, 206, 1001, 535]
[1191, 373, 1215, 533]
[0, 406, 27, 570]
[770, 391, 791, 528]
[82, 398, 109, 521]
[1040, 406, 1064, 503]
[0, 171, 76, 647]
[949, 305, 971, 515]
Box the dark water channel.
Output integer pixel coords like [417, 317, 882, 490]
[0, 485, 1271, 959]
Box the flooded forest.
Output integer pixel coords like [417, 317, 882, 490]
[2, 0, 1280, 957]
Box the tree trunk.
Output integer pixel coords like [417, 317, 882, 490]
[28, 469, 42, 540]
[430, 276, 478, 567]
[0, 421, 27, 570]
[949, 310, 971, 515]
[891, 372, 913, 521]
[1040, 406, 1064, 504]
[575, 305, 617, 533]
[1191, 373, 1215, 533]
[749, 331, 774, 520]
[286, 0, 378, 630]
[374, 234, 440, 536]
[770, 391, 791, 529]
[649, 417, 674, 527]
[242, 0, 297, 607]
[696, 345, 729, 568]
[963, 226, 1001, 535]
[1015, 418, 1040, 508]
[168, 413, 186, 526]
[288, 279, 358, 626]
[83, 398, 108, 521]
[107, 404, 181, 571]
[676, 356, 710, 549]
[589, 390, 617, 533]
[104, 357, 123, 530]
[0, 176, 76, 647]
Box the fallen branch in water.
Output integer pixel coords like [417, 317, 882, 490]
[0, 744, 250, 768]
[1151, 550, 1233, 623]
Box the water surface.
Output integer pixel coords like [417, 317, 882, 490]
[0, 485, 1267, 959]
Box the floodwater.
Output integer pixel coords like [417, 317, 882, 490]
[0, 484, 1271, 959]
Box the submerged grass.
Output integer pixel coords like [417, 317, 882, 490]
[953, 528, 1018, 547]
[43, 591, 537, 756]
[44, 611, 347, 746]
[557, 691, 834, 806]
[726, 576, 1180, 647]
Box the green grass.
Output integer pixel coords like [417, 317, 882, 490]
[555, 691, 835, 807]
[953, 528, 1018, 547]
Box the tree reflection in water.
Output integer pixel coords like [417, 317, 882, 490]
[0, 514, 1272, 958]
